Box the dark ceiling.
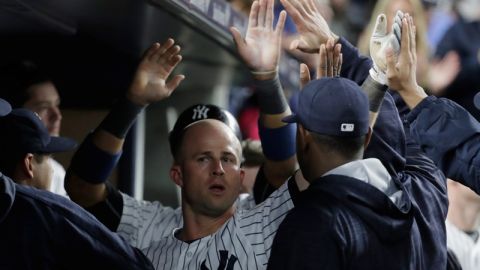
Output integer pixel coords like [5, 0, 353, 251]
[0, 0, 250, 108]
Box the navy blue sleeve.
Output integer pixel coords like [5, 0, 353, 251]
[338, 37, 406, 175]
[401, 131, 448, 219]
[338, 37, 372, 85]
[0, 181, 153, 270]
[407, 96, 480, 193]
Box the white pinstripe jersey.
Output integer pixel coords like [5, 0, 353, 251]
[117, 191, 258, 250]
[446, 220, 480, 270]
[142, 181, 293, 270]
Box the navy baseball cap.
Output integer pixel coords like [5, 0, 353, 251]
[169, 104, 242, 155]
[0, 98, 11, 117]
[283, 77, 369, 137]
[0, 108, 77, 154]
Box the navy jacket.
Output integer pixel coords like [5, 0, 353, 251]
[0, 172, 153, 270]
[408, 95, 480, 193]
[267, 140, 448, 269]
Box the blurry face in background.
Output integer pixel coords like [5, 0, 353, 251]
[386, 0, 414, 30]
[23, 81, 62, 136]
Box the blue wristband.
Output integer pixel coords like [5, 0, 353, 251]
[70, 133, 122, 184]
[258, 122, 296, 161]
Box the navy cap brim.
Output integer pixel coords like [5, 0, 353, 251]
[41, 136, 77, 153]
[282, 114, 298, 123]
[0, 98, 12, 117]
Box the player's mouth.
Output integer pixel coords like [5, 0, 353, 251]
[209, 184, 226, 195]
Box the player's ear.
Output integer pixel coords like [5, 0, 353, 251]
[239, 168, 245, 186]
[22, 153, 35, 180]
[170, 165, 183, 187]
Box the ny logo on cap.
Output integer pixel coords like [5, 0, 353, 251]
[192, 105, 210, 120]
[341, 123, 354, 132]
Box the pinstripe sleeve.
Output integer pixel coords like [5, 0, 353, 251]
[117, 192, 182, 249]
[239, 178, 295, 264]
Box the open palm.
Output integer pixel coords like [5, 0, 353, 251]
[128, 39, 185, 106]
[231, 0, 286, 72]
[280, 0, 336, 53]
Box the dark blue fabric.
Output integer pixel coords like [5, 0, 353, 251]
[268, 140, 448, 269]
[435, 20, 480, 121]
[0, 173, 153, 270]
[69, 133, 122, 184]
[408, 96, 480, 193]
[339, 37, 406, 175]
[258, 122, 297, 161]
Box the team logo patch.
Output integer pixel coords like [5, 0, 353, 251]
[192, 105, 210, 120]
[201, 250, 237, 270]
[341, 123, 354, 132]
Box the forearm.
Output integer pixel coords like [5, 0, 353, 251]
[254, 75, 297, 188]
[66, 97, 144, 206]
[397, 86, 428, 110]
[361, 75, 388, 127]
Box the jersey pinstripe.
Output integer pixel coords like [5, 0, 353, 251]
[446, 220, 480, 270]
[117, 194, 183, 249]
[117, 191, 258, 250]
[142, 181, 294, 270]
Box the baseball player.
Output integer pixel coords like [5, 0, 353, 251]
[65, 0, 299, 255]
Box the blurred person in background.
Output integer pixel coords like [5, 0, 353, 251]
[433, 0, 480, 120]
[447, 180, 480, 270]
[0, 60, 71, 197]
[357, 0, 432, 89]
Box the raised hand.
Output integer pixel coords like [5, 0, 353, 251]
[317, 38, 342, 78]
[370, 10, 403, 74]
[230, 0, 286, 79]
[280, 0, 338, 53]
[128, 39, 185, 106]
[428, 51, 460, 94]
[299, 38, 342, 89]
[386, 14, 427, 108]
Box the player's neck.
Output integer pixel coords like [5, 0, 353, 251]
[179, 205, 235, 242]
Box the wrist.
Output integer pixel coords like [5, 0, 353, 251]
[398, 86, 428, 109]
[126, 92, 150, 107]
[369, 65, 387, 85]
[251, 69, 278, 81]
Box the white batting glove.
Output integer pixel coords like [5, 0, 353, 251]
[369, 11, 403, 85]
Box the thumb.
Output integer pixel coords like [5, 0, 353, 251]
[299, 63, 311, 89]
[166, 74, 185, 93]
[372, 14, 387, 37]
[291, 39, 319, 53]
[230, 27, 245, 51]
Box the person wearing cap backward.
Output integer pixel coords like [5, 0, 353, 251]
[0, 99, 154, 269]
[266, 5, 450, 269]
